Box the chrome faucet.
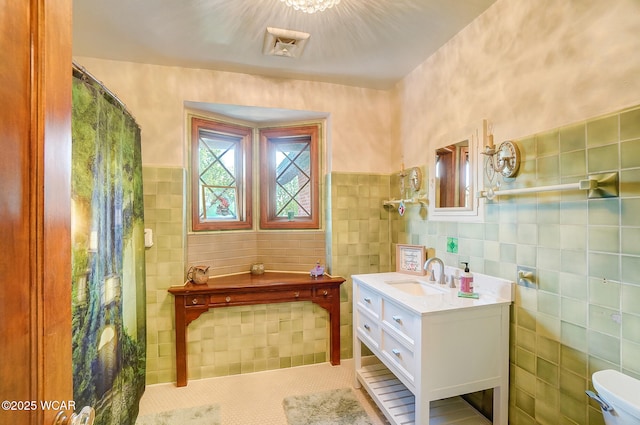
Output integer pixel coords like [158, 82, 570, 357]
[423, 257, 445, 285]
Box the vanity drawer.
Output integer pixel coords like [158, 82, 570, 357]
[355, 281, 381, 318]
[209, 289, 312, 305]
[381, 329, 416, 383]
[184, 295, 209, 306]
[382, 298, 418, 346]
[356, 308, 380, 349]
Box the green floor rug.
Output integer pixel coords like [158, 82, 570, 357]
[283, 388, 373, 425]
[135, 404, 220, 425]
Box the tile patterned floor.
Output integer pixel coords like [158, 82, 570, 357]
[138, 359, 388, 425]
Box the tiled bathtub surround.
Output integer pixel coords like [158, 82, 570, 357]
[403, 106, 640, 425]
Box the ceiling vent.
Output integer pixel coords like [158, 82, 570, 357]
[262, 27, 310, 58]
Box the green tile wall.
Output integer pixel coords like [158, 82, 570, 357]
[403, 105, 640, 425]
[327, 172, 394, 359]
[142, 166, 186, 384]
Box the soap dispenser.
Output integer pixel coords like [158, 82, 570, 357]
[460, 262, 474, 294]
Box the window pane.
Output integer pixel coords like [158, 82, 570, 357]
[259, 124, 319, 230]
[191, 117, 252, 231]
[274, 139, 311, 218]
[198, 132, 240, 221]
[199, 137, 236, 187]
[202, 185, 237, 219]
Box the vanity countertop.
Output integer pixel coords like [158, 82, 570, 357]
[351, 270, 513, 315]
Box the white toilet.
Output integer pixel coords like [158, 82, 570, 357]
[589, 369, 640, 425]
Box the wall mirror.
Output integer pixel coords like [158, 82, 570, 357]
[428, 126, 484, 221]
[434, 140, 470, 208]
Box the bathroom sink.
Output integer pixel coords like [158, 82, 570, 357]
[384, 279, 447, 296]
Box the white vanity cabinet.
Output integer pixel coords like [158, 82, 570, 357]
[352, 272, 512, 425]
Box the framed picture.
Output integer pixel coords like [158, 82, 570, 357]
[396, 244, 426, 275]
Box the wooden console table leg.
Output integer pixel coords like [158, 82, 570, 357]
[173, 295, 188, 387]
[329, 297, 341, 365]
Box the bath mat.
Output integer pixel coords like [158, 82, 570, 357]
[283, 388, 373, 425]
[135, 404, 220, 425]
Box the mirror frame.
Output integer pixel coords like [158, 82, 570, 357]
[427, 123, 484, 222]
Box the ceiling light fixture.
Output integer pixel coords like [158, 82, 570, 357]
[279, 0, 340, 14]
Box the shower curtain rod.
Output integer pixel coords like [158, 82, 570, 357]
[72, 61, 139, 125]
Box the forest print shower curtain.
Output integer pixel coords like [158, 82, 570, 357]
[71, 66, 146, 425]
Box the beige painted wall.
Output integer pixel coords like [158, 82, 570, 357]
[72, 58, 394, 174]
[397, 0, 640, 170]
[73, 0, 640, 182]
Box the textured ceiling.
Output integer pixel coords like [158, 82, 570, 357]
[73, 0, 497, 90]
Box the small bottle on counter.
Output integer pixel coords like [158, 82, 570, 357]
[460, 262, 474, 293]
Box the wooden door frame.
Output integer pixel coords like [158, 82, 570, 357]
[36, 0, 74, 423]
[0, 1, 73, 424]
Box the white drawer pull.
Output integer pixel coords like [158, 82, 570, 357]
[364, 324, 370, 331]
[392, 348, 401, 356]
[363, 297, 371, 303]
[225, 296, 231, 302]
[392, 315, 402, 323]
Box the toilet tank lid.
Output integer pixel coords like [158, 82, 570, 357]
[593, 369, 640, 418]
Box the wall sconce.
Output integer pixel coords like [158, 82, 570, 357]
[482, 140, 521, 178]
[480, 120, 521, 179]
